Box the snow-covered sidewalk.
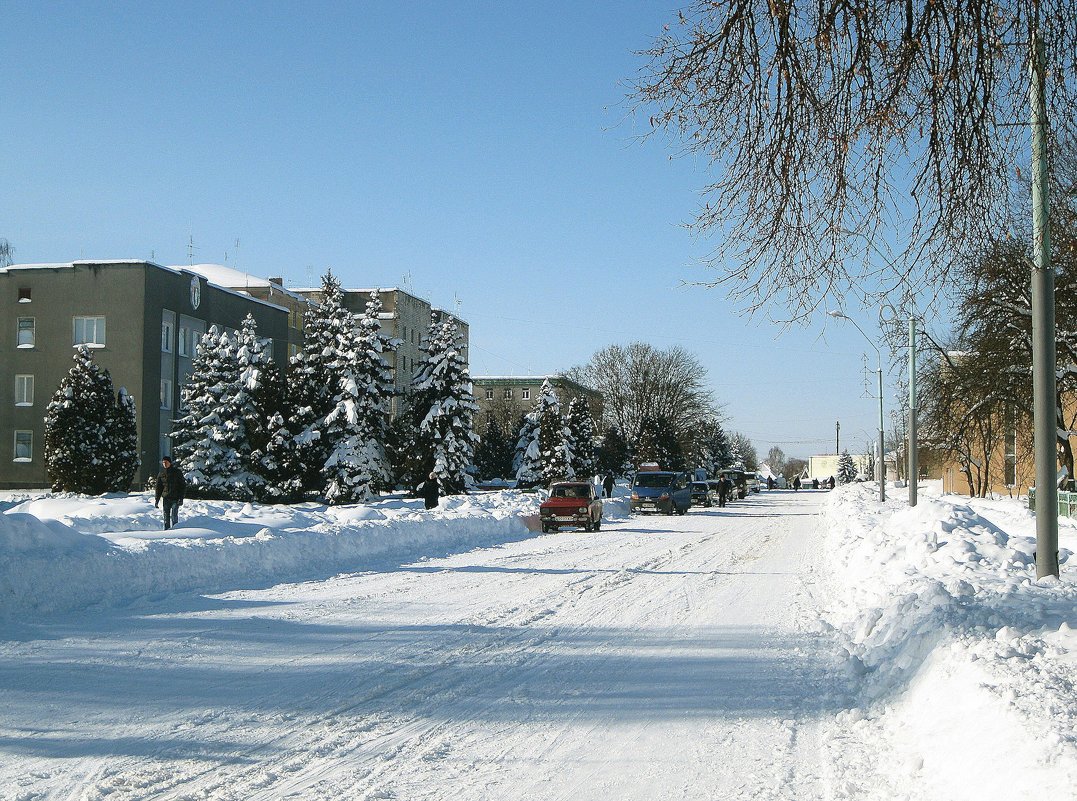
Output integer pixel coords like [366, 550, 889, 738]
[820, 482, 1077, 799]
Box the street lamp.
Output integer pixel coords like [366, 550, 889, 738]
[829, 310, 886, 502]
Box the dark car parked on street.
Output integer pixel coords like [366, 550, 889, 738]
[689, 481, 715, 507]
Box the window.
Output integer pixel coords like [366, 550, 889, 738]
[485, 388, 494, 401]
[160, 379, 172, 410]
[503, 388, 513, 400]
[73, 316, 105, 346]
[178, 327, 189, 357]
[14, 375, 33, 406]
[161, 319, 173, 352]
[521, 388, 531, 401]
[17, 317, 34, 348]
[17, 287, 31, 302]
[13, 431, 32, 462]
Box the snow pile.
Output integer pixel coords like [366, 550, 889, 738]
[0, 490, 541, 619]
[821, 483, 1077, 798]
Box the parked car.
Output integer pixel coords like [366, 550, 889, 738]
[630, 471, 692, 515]
[718, 468, 749, 499]
[539, 482, 603, 532]
[746, 474, 762, 494]
[689, 481, 715, 507]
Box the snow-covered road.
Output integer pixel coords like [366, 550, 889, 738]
[1, 490, 851, 800]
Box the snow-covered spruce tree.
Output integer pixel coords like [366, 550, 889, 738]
[232, 314, 294, 502]
[103, 387, 140, 491]
[837, 449, 857, 485]
[535, 379, 574, 485]
[288, 272, 349, 496]
[172, 328, 245, 498]
[386, 397, 423, 490]
[565, 396, 597, 479]
[693, 419, 733, 476]
[322, 290, 395, 504]
[44, 346, 138, 493]
[513, 409, 542, 488]
[411, 314, 480, 494]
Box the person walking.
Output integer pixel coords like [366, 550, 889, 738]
[154, 456, 186, 530]
[717, 475, 730, 507]
[792, 475, 801, 492]
[419, 471, 440, 510]
[602, 473, 615, 499]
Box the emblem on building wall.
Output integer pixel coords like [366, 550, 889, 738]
[190, 276, 201, 309]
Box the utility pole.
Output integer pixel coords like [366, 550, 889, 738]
[1030, 28, 1059, 577]
[909, 317, 918, 507]
[836, 420, 840, 455]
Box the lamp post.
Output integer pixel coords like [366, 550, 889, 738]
[829, 310, 886, 502]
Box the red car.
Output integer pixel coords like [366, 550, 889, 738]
[539, 482, 604, 533]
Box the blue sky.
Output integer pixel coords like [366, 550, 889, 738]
[1, 1, 901, 461]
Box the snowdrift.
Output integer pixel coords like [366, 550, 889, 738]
[0, 490, 543, 619]
[820, 483, 1077, 798]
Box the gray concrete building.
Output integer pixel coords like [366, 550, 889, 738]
[0, 260, 289, 489]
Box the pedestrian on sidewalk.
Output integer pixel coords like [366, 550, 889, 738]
[154, 456, 186, 530]
[718, 476, 731, 507]
[792, 475, 801, 492]
[603, 473, 615, 499]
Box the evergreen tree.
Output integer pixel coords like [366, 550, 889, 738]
[104, 387, 140, 491]
[534, 380, 573, 484]
[412, 314, 480, 494]
[475, 415, 514, 480]
[694, 419, 733, 476]
[386, 402, 423, 489]
[837, 449, 858, 484]
[288, 272, 349, 495]
[513, 410, 542, 488]
[44, 346, 139, 494]
[321, 291, 396, 504]
[172, 328, 245, 498]
[634, 413, 683, 470]
[565, 396, 597, 479]
[232, 314, 293, 502]
[596, 424, 632, 477]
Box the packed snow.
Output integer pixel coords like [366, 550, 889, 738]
[0, 482, 1075, 799]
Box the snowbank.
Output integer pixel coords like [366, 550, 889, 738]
[0, 490, 542, 619]
[820, 483, 1077, 798]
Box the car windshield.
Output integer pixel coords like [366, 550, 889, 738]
[634, 473, 674, 488]
[690, 483, 708, 491]
[552, 485, 588, 498]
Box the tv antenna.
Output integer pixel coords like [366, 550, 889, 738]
[187, 234, 198, 265]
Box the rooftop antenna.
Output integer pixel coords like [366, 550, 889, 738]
[187, 234, 198, 265]
[305, 265, 315, 288]
[233, 238, 240, 269]
[454, 292, 462, 315]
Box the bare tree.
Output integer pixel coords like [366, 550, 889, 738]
[634, 2, 1077, 319]
[572, 342, 718, 462]
[0, 239, 13, 269]
[766, 446, 787, 475]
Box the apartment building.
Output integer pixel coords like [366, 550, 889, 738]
[472, 375, 602, 428]
[0, 260, 289, 489]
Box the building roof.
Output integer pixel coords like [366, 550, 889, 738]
[178, 263, 309, 304]
[3, 260, 290, 313]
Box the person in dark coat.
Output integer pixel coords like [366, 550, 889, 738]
[602, 473, 615, 499]
[717, 476, 731, 507]
[792, 475, 801, 491]
[419, 472, 440, 510]
[154, 456, 186, 530]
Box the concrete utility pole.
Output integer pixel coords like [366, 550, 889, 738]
[909, 317, 918, 507]
[1030, 28, 1059, 578]
[828, 311, 885, 502]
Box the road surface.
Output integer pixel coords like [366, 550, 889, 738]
[0, 489, 852, 800]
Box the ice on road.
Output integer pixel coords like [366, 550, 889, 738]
[0, 490, 850, 800]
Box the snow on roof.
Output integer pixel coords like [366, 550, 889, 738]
[2, 259, 157, 272]
[176, 264, 309, 304]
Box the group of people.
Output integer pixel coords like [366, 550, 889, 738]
[790, 475, 836, 491]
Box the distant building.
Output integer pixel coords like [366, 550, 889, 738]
[0, 260, 289, 489]
[807, 451, 895, 482]
[187, 269, 470, 410]
[472, 375, 602, 429]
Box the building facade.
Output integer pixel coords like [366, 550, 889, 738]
[0, 260, 289, 489]
[471, 375, 603, 430]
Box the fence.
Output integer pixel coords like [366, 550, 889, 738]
[1028, 488, 1077, 517]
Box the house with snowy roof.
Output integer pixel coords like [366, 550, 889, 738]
[0, 260, 290, 489]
